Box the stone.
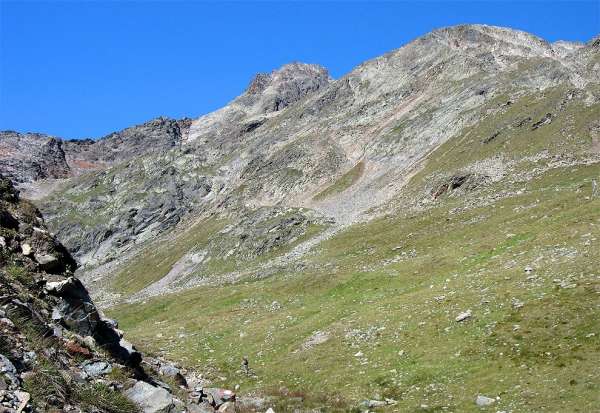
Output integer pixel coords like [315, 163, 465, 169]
[0, 355, 19, 390]
[188, 391, 202, 404]
[205, 388, 235, 408]
[82, 360, 112, 377]
[218, 401, 235, 413]
[34, 253, 58, 270]
[124, 381, 174, 413]
[363, 399, 387, 408]
[159, 364, 179, 377]
[45, 277, 90, 300]
[159, 363, 187, 387]
[455, 309, 472, 322]
[475, 395, 495, 406]
[14, 391, 30, 413]
[511, 298, 524, 309]
[188, 402, 214, 413]
[64, 340, 92, 358]
[20, 243, 32, 256]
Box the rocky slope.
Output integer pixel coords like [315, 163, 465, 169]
[24, 25, 596, 282]
[0, 175, 247, 412]
[1, 24, 600, 411]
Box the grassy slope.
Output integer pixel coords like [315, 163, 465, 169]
[111, 218, 228, 295]
[110, 211, 328, 295]
[313, 161, 365, 201]
[108, 89, 600, 411]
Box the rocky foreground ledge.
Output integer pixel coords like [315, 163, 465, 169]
[0, 174, 246, 412]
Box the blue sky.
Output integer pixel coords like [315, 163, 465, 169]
[0, 1, 598, 139]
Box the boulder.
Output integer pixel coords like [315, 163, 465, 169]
[0, 355, 19, 389]
[125, 381, 175, 413]
[34, 253, 59, 271]
[64, 340, 92, 359]
[82, 360, 112, 377]
[455, 309, 472, 322]
[45, 277, 90, 300]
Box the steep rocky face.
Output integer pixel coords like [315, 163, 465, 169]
[236, 62, 332, 114]
[0, 174, 141, 411]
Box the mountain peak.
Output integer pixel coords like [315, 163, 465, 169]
[424, 24, 555, 58]
[239, 62, 330, 113]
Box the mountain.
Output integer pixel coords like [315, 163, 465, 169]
[1, 24, 600, 411]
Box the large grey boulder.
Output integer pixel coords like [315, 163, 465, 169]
[125, 381, 176, 413]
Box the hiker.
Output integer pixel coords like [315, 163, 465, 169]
[242, 356, 249, 375]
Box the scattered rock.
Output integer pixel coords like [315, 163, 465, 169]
[511, 298, 524, 309]
[218, 401, 236, 412]
[475, 395, 495, 406]
[82, 360, 112, 377]
[159, 363, 187, 387]
[531, 113, 552, 130]
[301, 331, 330, 350]
[363, 399, 387, 408]
[205, 388, 235, 408]
[20, 243, 32, 256]
[64, 340, 92, 358]
[455, 309, 472, 322]
[14, 390, 30, 413]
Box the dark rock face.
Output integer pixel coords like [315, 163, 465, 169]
[63, 117, 191, 174]
[0, 117, 192, 185]
[0, 132, 70, 184]
[0, 174, 237, 411]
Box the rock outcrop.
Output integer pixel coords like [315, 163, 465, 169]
[0, 174, 241, 412]
[0, 132, 70, 184]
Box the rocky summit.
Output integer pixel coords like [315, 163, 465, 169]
[1, 24, 600, 411]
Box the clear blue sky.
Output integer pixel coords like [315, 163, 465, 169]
[1, 1, 598, 139]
